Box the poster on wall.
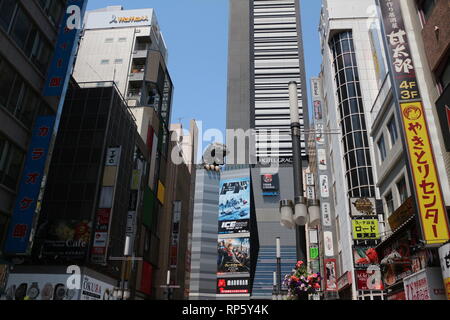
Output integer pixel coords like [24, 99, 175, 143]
[320, 175, 329, 198]
[217, 237, 250, 275]
[356, 267, 384, 291]
[317, 149, 327, 170]
[218, 178, 250, 234]
[261, 174, 279, 196]
[324, 259, 338, 291]
[321, 202, 332, 227]
[353, 247, 379, 268]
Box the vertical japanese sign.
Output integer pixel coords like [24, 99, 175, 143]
[379, 0, 450, 246]
[4, 116, 55, 254]
[91, 147, 121, 264]
[43, 0, 88, 97]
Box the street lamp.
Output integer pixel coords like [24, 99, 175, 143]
[279, 81, 320, 262]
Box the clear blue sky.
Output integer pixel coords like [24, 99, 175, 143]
[86, 0, 323, 150]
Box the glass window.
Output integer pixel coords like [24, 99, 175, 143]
[0, 134, 25, 190]
[377, 135, 387, 162]
[10, 7, 33, 50]
[439, 58, 450, 90]
[105, 38, 114, 43]
[0, 0, 17, 31]
[101, 59, 110, 65]
[419, 0, 437, 21]
[397, 177, 408, 204]
[385, 192, 394, 215]
[387, 115, 398, 145]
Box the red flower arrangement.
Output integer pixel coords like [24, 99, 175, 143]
[283, 261, 321, 299]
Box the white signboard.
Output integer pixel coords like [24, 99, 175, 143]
[80, 275, 115, 300]
[85, 9, 154, 30]
[403, 268, 446, 300]
[105, 147, 121, 166]
[324, 231, 334, 257]
[321, 202, 332, 227]
[318, 149, 327, 170]
[320, 175, 329, 198]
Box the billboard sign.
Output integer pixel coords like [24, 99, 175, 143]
[2, 272, 115, 300]
[218, 178, 250, 234]
[356, 267, 384, 291]
[217, 237, 250, 275]
[324, 259, 338, 291]
[4, 116, 56, 254]
[350, 198, 377, 217]
[403, 268, 446, 300]
[216, 277, 250, 294]
[353, 246, 379, 267]
[261, 174, 279, 196]
[352, 219, 380, 240]
[379, 0, 450, 246]
[41, 220, 91, 259]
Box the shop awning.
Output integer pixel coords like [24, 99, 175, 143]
[376, 215, 416, 250]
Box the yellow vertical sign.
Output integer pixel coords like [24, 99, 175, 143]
[400, 101, 450, 245]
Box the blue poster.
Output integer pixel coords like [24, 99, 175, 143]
[4, 116, 56, 254]
[218, 178, 251, 222]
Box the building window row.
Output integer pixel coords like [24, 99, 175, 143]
[36, 0, 65, 27]
[383, 175, 409, 218]
[0, 1, 54, 73]
[0, 55, 51, 128]
[0, 132, 25, 191]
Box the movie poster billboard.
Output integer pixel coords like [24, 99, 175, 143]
[218, 178, 250, 234]
[217, 237, 250, 275]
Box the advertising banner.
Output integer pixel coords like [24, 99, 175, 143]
[399, 101, 450, 245]
[380, 235, 413, 287]
[217, 237, 250, 275]
[356, 267, 383, 291]
[320, 175, 329, 198]
[350, 198, 377, 217]
[41, 220, 91, 259]
[353, 247, 379, 268]
[403, 268, 446, 300]
[352, 219, 380, 240]
[438, 243, 450, 300]
[379, 0, 450, 246]
[216, 277, 250, 294]
[218, 178, 250, 234]
[317, 149, 327, 170]
[321, 202, 332, 227]
[2, 272, 115, 300]
[324, 231, 334, 257]
[43, 0, 88, 97]
[261, 174, 279, 196]
[4, 116, 56, 254]
[324, 259, 338, 291]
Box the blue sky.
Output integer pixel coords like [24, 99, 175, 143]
[86, 0, 323, 148]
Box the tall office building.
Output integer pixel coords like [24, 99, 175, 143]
[0, 1, 69, 258]
[226, 0, 309, 299]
